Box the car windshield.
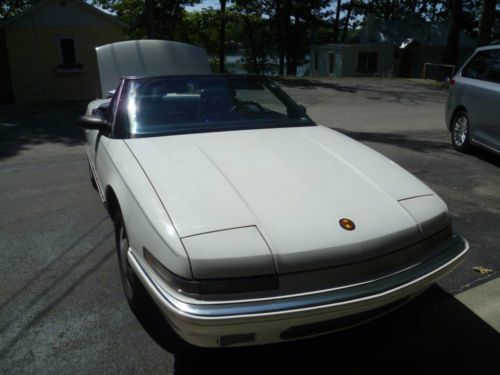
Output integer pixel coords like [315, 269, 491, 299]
[122, 75, 314, 137]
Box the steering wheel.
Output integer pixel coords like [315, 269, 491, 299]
[229, 101, 266, 113]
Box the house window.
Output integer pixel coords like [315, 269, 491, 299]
[357, 52, 378, 74]
[59, 38, 77, 65]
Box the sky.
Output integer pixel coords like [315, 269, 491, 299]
[186, 1, 339, 14]
[186, 0, 219, 12]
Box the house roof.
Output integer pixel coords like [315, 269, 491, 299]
[358, 16, 476, 49]
[0, 0, 128, 29]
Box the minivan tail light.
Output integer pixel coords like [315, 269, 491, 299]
[449, 78, 455, 86]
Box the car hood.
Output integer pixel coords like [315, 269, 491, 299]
[125, 125, 441, 274]
[96, 40, 211, 97]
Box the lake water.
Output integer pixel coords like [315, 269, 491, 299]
[223, 54, 310, 76]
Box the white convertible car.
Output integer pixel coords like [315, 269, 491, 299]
[81, 40, 469, 347]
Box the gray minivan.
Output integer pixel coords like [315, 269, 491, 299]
[446, 45, 500, 154]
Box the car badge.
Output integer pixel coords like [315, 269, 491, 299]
[339, 218, 355, 231]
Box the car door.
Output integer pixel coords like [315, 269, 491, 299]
[459, 49, 498, 146]
[93, 82, 127, 189]
[481, 53, 500, 151]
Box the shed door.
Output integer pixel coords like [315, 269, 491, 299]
[0, 31, 13, 102]
[328, 53, 335, 75]
[400, 49, 413, 78]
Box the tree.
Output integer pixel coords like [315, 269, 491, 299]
[219, 0, 227, 72]
[477, 0, 497, 46]
[341, 0, 355, 42]
[333, 0, 342, 42]
[234, 0, 275, 74]
[443, 0, 463, 65]
[0, 0, 38, 19]
[93, 0, 201, 40]
[145, 0, 154, 38]
[267, 0, 330, 75]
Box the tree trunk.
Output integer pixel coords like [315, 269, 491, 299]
[145, 0, 154, 38]
[430, 0, 437, 22]
[384, 0, 391, 20]
[333, 0, 342, 42]
[443, 0, 462, 66]
[245, 17, 259, 74]
[478, 0, 496, 46]
[273, 1, 285, 75]
[170, 2, 181, 40]
[287, 13, 299, 76]
[219, 0, 227, 73]
[284, 0, 293, 75]
[341, 0, 354, 42]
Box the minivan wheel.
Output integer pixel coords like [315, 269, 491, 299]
[114, 209, 153, 311]
[451, 110, 471, 152]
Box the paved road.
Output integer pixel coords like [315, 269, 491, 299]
[0, 79, 499, 374]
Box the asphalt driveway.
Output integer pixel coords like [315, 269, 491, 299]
[0, 78, 499, 374]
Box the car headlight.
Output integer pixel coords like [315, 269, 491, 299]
[143, 247, 278, 295]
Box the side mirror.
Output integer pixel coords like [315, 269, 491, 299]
[78, 115, 110, 132]
[91, 102, 110, 117]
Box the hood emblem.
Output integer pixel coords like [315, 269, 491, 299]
[339, 218, 355, 231]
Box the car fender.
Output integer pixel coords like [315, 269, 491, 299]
[96, 137, 192, 279]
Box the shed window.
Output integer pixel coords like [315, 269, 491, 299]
[357, 52, 378, 74]
[60, 38, 77, 65]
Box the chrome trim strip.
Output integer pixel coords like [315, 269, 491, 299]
[470, 138, 500, 155]
[128, 234, 469, 320]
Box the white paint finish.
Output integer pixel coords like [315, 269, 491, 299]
[128, 241, 468, 347]
[124, 136, 256, 238]
[399, 195, 450, 238]
[90, 136, 192, 278]
[85, 98, 110, 115]
[181, 226, 276, 279]
[96, 40, 211, 96]
[310, 126, 436, 199]
[125, 125, 443, 273]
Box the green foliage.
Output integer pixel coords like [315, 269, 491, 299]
[1, 0, 38, 19]
[92, 0, 201, 39]
[4, 0, 493, 75]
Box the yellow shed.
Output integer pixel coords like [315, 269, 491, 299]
[0, 0, 127, 103]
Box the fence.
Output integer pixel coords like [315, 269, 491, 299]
[422, 63, 455, 81]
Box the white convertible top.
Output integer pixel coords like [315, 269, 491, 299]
[96, 40, 211, 97]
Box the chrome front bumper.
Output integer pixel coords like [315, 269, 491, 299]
[128, 234, 469, 347]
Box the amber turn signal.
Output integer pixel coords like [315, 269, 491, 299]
[339, 218, 356, 231]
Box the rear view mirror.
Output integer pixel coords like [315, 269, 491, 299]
[78, 115, 110, 132]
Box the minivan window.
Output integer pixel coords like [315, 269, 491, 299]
[487, 54, 500, 83]
[462, 50, 497, 79]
